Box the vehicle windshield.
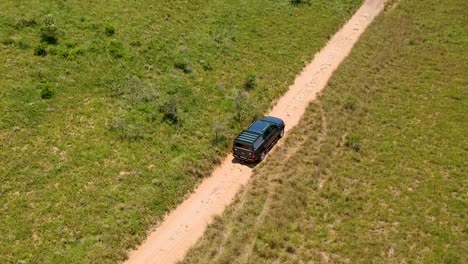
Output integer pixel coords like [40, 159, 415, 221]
[248, 121, 269, 134]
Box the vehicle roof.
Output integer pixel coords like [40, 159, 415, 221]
[235, 130, 261, 145]
[247, 120, 271, 134]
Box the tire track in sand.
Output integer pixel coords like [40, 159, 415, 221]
[125, 1, 385, 263]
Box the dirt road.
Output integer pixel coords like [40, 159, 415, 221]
[125, 1, 386, 263]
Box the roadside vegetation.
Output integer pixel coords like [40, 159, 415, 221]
[183, 0, 468, 263]
[0, 0, 362, 263]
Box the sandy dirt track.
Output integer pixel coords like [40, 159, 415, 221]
[125, 1, 385, 263]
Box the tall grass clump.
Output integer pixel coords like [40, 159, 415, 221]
[212, 121, 228, 146]
[109, 117, 146, 141]
[14, 17, 37, 29]
[234, 89, 248, 122]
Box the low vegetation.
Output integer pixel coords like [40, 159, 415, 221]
[184, 0, 467, 263]
[0, 0, 361, 263]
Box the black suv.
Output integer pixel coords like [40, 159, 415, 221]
[233, 116, 285, 162]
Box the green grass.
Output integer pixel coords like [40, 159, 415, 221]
[0, 0, 362, 263]
[183, 0, 468, 263]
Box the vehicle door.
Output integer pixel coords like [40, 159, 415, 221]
[263, 125, 278, 149]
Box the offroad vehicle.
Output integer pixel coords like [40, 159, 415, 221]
[233, 116, 285, 162]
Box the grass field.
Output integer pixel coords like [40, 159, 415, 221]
[183, 0, 468, 263]
[0, 0, 363, 263]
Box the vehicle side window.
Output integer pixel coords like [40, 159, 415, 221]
[263, 125, 277, 138]
[253, 137, 262, 150]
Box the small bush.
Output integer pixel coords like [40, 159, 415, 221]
[47, 46, 59, 55]
[183, 160, 207, 178]
[290, 0, 310, 5]
[105, 25, 115, 36]
[174, 59, 192, 73]
[17, 39, 29, 49]
[130, 40, 142, 47]
[345, 134, 362, 152]
[34, 44, 47, 56]
[40, 14, 58, 44]
[40, 86, 53, 99]
[1, 38, 14, 46]
[108, 40, 125, 58]
[65, 40, 77, 49]
[244, 73, 257, 90]
[160, 98, 179, 124]
[344, 96, 358, 111]
[199, 60, 213, 71]
[60, 50, 70, 59]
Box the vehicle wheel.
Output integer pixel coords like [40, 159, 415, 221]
[279, 129, 285, 138]
[259, 150, 267, 161]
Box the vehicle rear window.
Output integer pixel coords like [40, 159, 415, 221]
[234, 142, 252, 150]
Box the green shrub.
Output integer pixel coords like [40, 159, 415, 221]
[108, 40, 125, 58]
[17, 39, 29, 49]
[160, 98, 179, 124]
[47, 46, 59, 55]
[130, 40, 142, 47]
[1, 38, 14, 46]
[244, 73, 257, 90]
[199, 60, 213, 71]
[105, 25, 115, 36]
[40, 14, 58, 44]
[33, 44, 47, 56]
[60, 50, 70, 59]
[345, 134, 362, 152]
[40, 86, 53, 99]
[65, 40, 78, 49]
[344, 96, 358, 111]
[174, 59, 192, 73]
[290, 0, 310, 5]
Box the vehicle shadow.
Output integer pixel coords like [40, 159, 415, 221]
[231, 157, 258, 169]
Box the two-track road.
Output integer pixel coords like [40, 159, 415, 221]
[125, 0, 386, 263]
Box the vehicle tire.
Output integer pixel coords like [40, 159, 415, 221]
[259, 150, 267, 162]
[279, 129, 285, 138]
